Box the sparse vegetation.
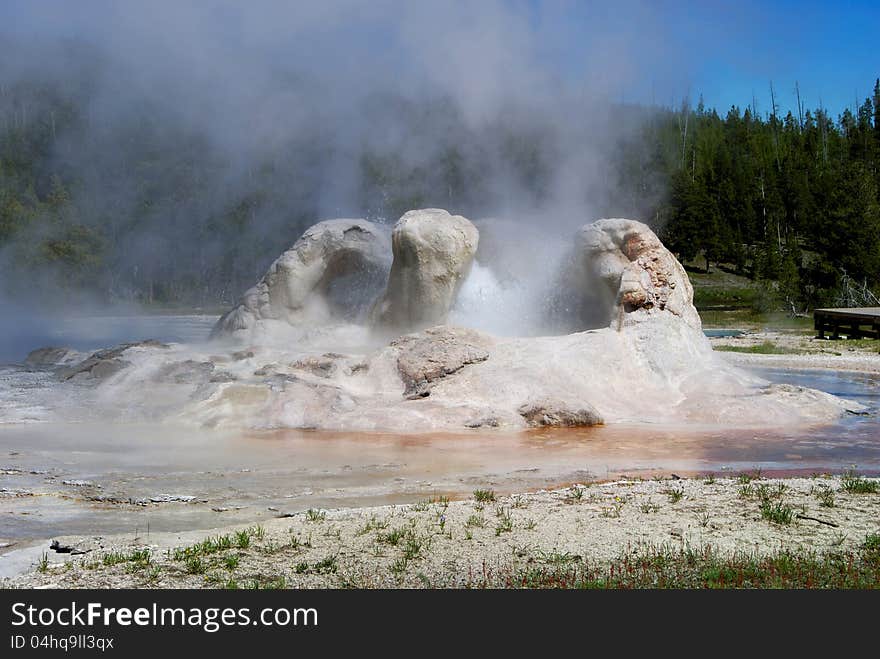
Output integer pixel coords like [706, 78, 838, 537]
[306, 509, 326, 522]
[813, 484, 836, 507]
[313, 555, 338, 574]
[495, 509, 513, 536]
[184, 556, 206, 575]
[714, 341, 801, 355]
[841, 472, 879, 494]
[663, 487, 684, 504]
[465, 514, 486, 528]
[468, 545, 880, 589]
[759, 499, 794, 525]
[473, 489, 496, 503]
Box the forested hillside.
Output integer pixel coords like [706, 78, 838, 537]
[2, 73, 879, 311]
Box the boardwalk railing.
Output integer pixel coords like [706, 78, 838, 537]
[814, 307, 880, 339]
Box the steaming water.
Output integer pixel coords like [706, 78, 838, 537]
[449, 262, 547, 336]
[0, 314, 879, 573]
[0, 314, 217, 365]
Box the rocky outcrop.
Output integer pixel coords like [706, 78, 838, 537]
[390, 326, 490, 399]
[518, 398, 603, 427]
[372, 209, 479, 331]
[212, 219, 391, 336]
[24, 347, 78, 368]
[579, 219, 702, 330]
[58, 340, 169, 381]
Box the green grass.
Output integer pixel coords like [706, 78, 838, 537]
[466, 514, 486, 528]
[663, 487, 684, 504]
[841, 472, 879, 494]
[313, 555, 338, 574]
[184, 556, 206, 575]
[714, 341, 801, 355]
[699, 309, 813, 330]
[377, 528, 408, 546]
[101, 548, 152, 568]
[812, 484, 836, 508]
[473, 489, 496, 503]
[759, 499, 794, 525]
[466, 543, 880, 588]
[495, 509, 513, 536]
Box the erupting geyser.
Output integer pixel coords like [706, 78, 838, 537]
[21, 209, 861, 432]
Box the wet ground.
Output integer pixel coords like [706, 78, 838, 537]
[1, 318, 878, 571]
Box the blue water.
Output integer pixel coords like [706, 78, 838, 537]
[703, 328, 745, 338]
[0, 314, 217, 364]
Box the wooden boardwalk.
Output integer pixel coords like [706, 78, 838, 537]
[814, 307, 880, 339]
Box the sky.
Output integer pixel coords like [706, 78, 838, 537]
[533, 0, 880, 117]
[2, 0, 877, 119]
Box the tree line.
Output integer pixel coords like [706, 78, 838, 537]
[1, 76, 879, 311]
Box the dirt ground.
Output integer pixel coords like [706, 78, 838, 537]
[4, 474, 877, 588]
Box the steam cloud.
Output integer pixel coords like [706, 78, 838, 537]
[0, 0, 695, 353]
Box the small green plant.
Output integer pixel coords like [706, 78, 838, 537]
[538, 550, 580, 565]
[829, 532, 847, 547]
[760, 499, 794, 525]
[102, 551, 128, 567]
[377, 528, 407, 546]
[813, 484, 836, 508]
[862, 533, 880, 555]
[564, 486, 584, 504]
[640, 502, 660, 514]
[306, 509, 326, 522]
[390, 557, 408, 575]
[495, 509, 513, 536]
[313, 555, 338, 574]
[251, 576, 287, 589]
[465, 514, 485, 528]
[103, 548, 151, 567]
[523, 519, 538, 530]
[224, 554, 240, 570]
[37, 552, 49, 573]
[599, 503, 624, 518]
[664, 487, 684, 504]
[294, 561, 309, 574]
[250, 525, 266, 540]
[703, 475, 716, 485]
[235, 530, 251, 549]
[184, 556, 206, 574]
[474, 489, 496, 503]
[402, 537, 424, 561]
[841, 471, 879, 494]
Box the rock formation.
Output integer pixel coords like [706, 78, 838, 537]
[212, 219, 391, 337]
[371, 209, 479, 331]
[579, 218, 702, 330]
[15, 212, 859, 433]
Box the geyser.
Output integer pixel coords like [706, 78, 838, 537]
[16, 208, 861, 434]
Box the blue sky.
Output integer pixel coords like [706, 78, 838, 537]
[3, 0, 877, 121]
[536, 0, 880, 117]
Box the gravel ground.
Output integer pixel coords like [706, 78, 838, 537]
[4, 475, 878, 588]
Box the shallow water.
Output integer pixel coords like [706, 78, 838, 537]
[0, 316, 878, 561]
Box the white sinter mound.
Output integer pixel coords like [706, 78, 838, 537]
[18, 211, 860, 432]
